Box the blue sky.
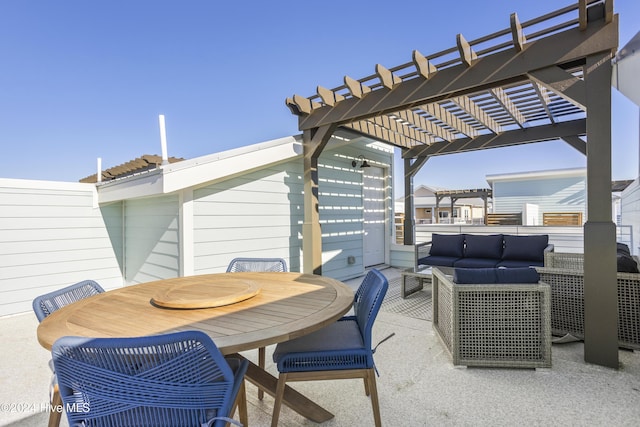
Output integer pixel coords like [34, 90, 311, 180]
[1, 1, 638, 192]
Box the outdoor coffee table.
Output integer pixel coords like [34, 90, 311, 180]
[401, 266, 433, 298]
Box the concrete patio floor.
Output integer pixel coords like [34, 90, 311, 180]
[2, 267, 640, 426]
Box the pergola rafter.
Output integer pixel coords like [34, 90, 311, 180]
[287, 0, 619, 368]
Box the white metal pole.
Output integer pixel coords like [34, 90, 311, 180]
[159, 114, 169, 165]
[97, 157, 102, 183]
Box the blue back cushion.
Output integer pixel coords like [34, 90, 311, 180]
[453, 267, 540, 284]
[453, 268, 498, 284]
[464, 234, 503, 259]
[617, 253, 639, 273]
[502, 235, 549, 262]
[617, 243, 631, 255]
[430, 234, 465, 258]
[496, 267, 540, 283]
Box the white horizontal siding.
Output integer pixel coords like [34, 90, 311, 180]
[124, 196, 180, 284]
[318, 155, 366, 279]
[193, 163, 303, 273]
[493, 176, 586, 224]
[621, 178, 640, 254]
[191, 142, 392, 281]
[0, 180, 122, 316]
[390, 244, 415, 269]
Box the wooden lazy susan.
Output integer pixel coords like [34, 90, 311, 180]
[151, 277, 261, 309]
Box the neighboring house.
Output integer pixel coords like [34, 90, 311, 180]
[621, 179, 640, 254]
[487, 168, 587, 226]
[0, 131, 394, 316]
[613, 179, 635, 225]
[396, 185, 488, 225]
[487, 168, 633, 227]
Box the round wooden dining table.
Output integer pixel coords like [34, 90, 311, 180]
[37, 271, 354, 423]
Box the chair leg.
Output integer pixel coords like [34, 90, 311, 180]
[271, 373, 288, 427]
[258, 347, 265, 400]
[237, 380, 248, 427]
[363, 377, 370, 396]
[365, 369, 382, 427]
[48, 385, 62, 427]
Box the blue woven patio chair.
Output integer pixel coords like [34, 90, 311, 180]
[32, 279, 105, 427]
[32, 279, 105, 322]
[52, 331, 248, 427]
[227, 257, 287, 400]
[226, 257, 287, 273]
[270, 269, 388, 427]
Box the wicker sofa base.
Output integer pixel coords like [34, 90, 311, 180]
[432, 268, 552, 368]
[537, 252, 640, 350]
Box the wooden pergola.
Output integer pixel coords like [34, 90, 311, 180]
[287, 0, 619, 368]
[433, 189, 492, 224]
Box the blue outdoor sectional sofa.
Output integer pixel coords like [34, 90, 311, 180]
[418, 233, 554, 269]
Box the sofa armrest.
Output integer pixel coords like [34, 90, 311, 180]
[415, 241, 431, 268]
[544, 244, 554, 254]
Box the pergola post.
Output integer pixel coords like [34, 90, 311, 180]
[302, 125, 335, 275]
[403, 156, 428, 245]
[450, 197, 457, 223]
[482, 195, 489, 225]
[584, 51, 618, 368]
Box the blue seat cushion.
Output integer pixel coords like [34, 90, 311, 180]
[464, 234, 503, 259]
[496, 267, 540, 283]
[496, 259, 543, 268]
[453, 267, 540, 284]
[429, 234, 465, 258]
[454, 258, 500, 268]
[273, 319, 370, 372]
[418, 255, 460, 267]
[502, 235, 549, 262]
[453, 268, 498, 284]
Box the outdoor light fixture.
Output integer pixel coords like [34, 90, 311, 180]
[352, 155, 371, 168]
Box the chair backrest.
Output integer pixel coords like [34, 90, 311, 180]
[52, 331, 237, 427]
[353, 269, 389, 351]
[32, 280, 105, 322]
[226, 257, 287, 273]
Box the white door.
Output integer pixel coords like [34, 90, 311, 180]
[363, 166, 386, 267]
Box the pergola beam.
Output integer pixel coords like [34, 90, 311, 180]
[404, 119, 585, 158]
[376, 64, 403, 90]
[561, 135, 587, 154]
[457, 33, 478, 67]
[490, 87, 527, 127]
[295, 16, 616, 131]
[317, 86, 344, 107]
[531, 81, 556, 124]
[527, 66, 587, 110]
[344, 76, 371, 99]
[422, 103, 479, 138]
[396, 109, 455, 142]
[511, 13, 526, 52]
[413, 50, 438, 79]
[451, 95, 503, 133]
[345, 121, 413, 149]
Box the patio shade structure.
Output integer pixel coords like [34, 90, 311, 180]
[433, 188, 492, 224]
[287, 0, 620, 368]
